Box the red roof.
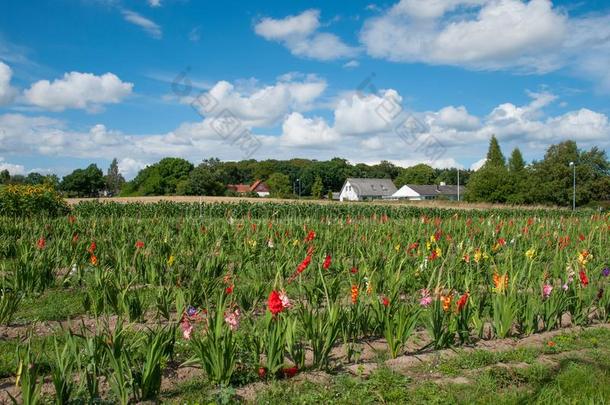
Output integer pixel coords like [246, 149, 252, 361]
[227, 180, 269, 194]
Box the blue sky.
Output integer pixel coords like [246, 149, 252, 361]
[1, 0, 609, 178]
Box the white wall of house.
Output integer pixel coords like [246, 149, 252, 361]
[256, 191, 270, 197]
[339, 181, 360, 201]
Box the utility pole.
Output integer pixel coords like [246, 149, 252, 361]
[569, 162, 576, 211]
[457, 169, 460, 202]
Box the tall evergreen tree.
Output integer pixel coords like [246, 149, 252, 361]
[508, 148, 526, 172]
[485, 135, 506, 167]
[105, 158, 125, 196]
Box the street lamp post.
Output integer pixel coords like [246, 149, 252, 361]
[569, 162, 576, 211]
[296, 178, 301, 199]
[457, 169, 460, 202]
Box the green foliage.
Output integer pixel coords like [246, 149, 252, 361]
[122, 157, 193, 196]
[394, 163, 436, 187]
[61, 164, 105, 197]
[182, 158, 226, 196]
[267, 172, 292, 198]
[105, 158, 125, 196]
[311, 176, 323, 199]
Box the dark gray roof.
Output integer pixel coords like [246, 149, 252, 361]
[345, 178, 397, 197]
[406, 184, 464, 196]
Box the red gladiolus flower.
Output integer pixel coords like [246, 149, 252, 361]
[267, 291, 285, 315]
[456, 292, 469, 312]
[350, 266, 358, 274]
[283, 366, 298, 378]
[323, 255, 331, 270]
[87, 242, 96, 254]
[579, 270, 589, 286]
[297, 255, 312, 274]
[225, 284, 234, 295]
[382, 296, 390, 307]
[68, 215, 76, 224]
[36, 237, 46, 250]
[305, 230, 316, 242]
[579, 233, 585, 242]
[72, 233, 79, 243]
[135, 240, 145, 249]
[497, 238, 506, 246]
[258, 367, 267, 379]
[434, 231, 442, 241]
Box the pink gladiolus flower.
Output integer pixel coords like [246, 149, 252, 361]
[279, 291, 291, 309]
[419, 289, 432, 307]
[224, 309, 240, 331]
[181, 320, 193, 340]
[542, 284, 553, 298]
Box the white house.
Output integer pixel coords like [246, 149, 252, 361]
[339, 178, 397, 201]
[392, 183, 464, 201]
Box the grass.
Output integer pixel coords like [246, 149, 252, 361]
[14, 288, 86, 323]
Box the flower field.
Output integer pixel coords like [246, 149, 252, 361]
[0, 201, 609, 403]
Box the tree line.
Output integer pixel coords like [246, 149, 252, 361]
[1, 138, 608, 207]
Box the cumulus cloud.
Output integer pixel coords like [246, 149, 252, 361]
[23, 72, 133, 112]
[121, 10, 162, 38]
[0, 61, 17, 105]
[0, 157, 25, 175]
[361, 0, 566, 72]
[333, 90, 400, 135]
[254, 9, 359, 60]
[148, 0, 161, 7]
[188, 74, 327, 127]
[279, 112, 339, 147]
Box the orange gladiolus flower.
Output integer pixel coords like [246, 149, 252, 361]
[351, 285, 359, 304]
[441, 295, 452, 312]
[493, 272, 508, 293]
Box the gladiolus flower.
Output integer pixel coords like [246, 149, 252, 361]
[283, 366, 298, 378]
[224, 309, 240, 331]
[350, 266, 358, 274]
[225, 284, 234, 295]
[419, 289, 432, 307]
[579, 270, 589, 286]
[547, 341, 556, 348]
[493, 272, 508, 293]
[542, 284, 553, 299]
[135, 240, 145, 249]
[602, 267, 610, 277]
[279, 291, 291, 309]
[87, 242, 96, 254]
[351, 285, 359, 304]
[181, 320, 193, 340]
[297, 255, 312, 274]
[525, 248, 536, 260]
[305, 230, 316, 242]
[258, 367, 267, 379]
[323, 255, 331, 270]
[167, 255, 175, 266]
[456, 292, 469, 312]
[382, 296, 390, 307]
[36, 237, 46, 250]
[89, 254, 98, 266]
[268, 291, 285, 315]
[68, 215, 76, 224]
[441, 295, 452, 312]
[579, 234, 585, 242]
[186, 306, 198, 317]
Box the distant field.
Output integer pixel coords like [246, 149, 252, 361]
[66, 195, 566, 211]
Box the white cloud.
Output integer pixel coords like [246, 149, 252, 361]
[333, 90, 400, 135]
[0, 61, 17, 105]
[189, 75, 327, 127]
[254, 9, 359, 60]
[23, 72, 133, 112]
[0, 157, 25, 175]
[428, 106, 480, 130]
[121, 10, 162, 39]
[343, 60, 360, 69]
[470, 158, 487, 171]
[118, 157, 148, 179]
[279, 112, 339, 147]
[148, 0, 161, 7]
[361, 0, 566, 72]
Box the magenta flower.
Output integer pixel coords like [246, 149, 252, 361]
[542, 284, 553, 298]
[181, 320, 193, 340]
[419, 289, 432, 307]
[224, 309, 241, 331]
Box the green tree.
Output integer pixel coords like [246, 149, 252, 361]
[394, 164, 436, 187]
[311, 176, 324, 199]
[105, 158, 125, 196]
[466, 137, 510, 203]
[486, 135, 506, 167]
[25, 172, 45, 185]
[0, 169, 10, 184]
[123, 157, 193, 196]
[184, 158, 226, 196]
[267, 172, 291, 198]
[506, 148, 529, 204]
[61, 164, 105, 197]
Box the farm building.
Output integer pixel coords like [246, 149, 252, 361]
[392, 183, 464, 201]
[339, 178, 397, 201]
[227, 180, 270, 197]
